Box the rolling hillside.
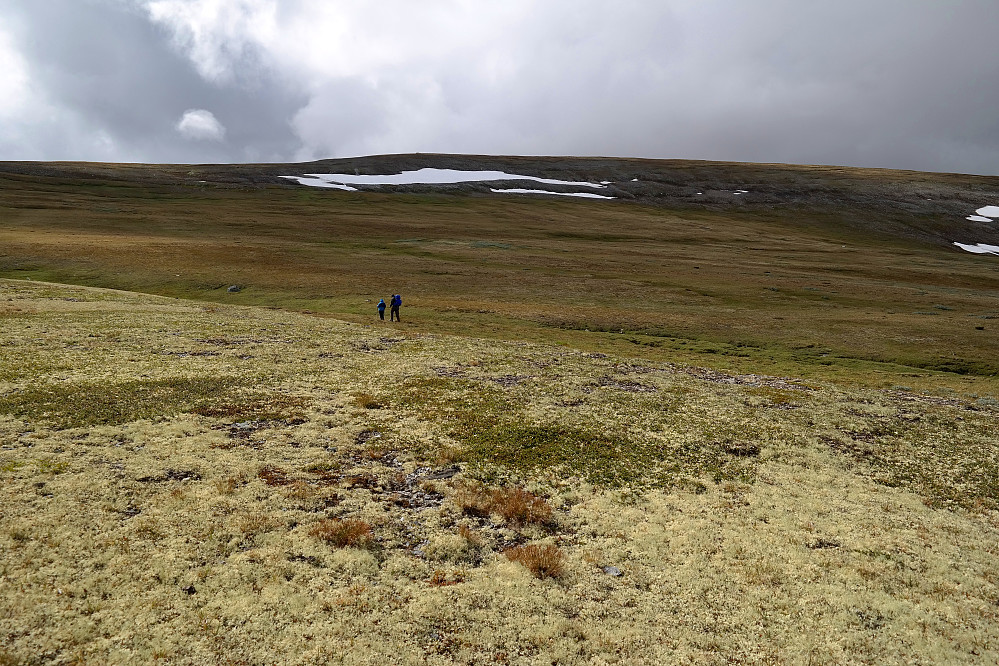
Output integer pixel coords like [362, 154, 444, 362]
[1, 156, 998, 664]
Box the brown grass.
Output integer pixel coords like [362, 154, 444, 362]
[504, 544, 565, 580]
[258, 465, 290, 486]
[214, 475, 241, 495]
[428, 569, 465, 587]
[284, 480, 314, 500]
[353, 393, 383, 409]
[456, 485, 555, 528]
[308, 519, 373, 549]
[458, 524, 483, 547]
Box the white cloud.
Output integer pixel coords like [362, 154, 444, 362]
[176, 108, 226, 141]
[147, 0, 278, 82]
[0, 24, 33, 120]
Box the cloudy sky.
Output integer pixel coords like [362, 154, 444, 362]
[2, 0, 997, 173]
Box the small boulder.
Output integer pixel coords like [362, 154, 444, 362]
[227, 285, 241, 293]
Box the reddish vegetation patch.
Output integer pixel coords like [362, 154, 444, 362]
[505, 544, 564, 579]
[309, 518, 373, 548]
[258, 464, 290, 486]
[457, 485, 554, 528]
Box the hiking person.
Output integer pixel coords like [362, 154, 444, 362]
[377, 298, 386, 320]
[390, 294, 401, 322]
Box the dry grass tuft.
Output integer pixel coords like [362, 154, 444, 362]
[505, 544, 564, 580]
[214, 475, 241, 495]
[308, 518, 373, 549]
[456, 485, 554, 528]
[428, 569, 465, 587]
[239, 513, 280, 535]
[257, 464, 290, 486]
[353, 393, 383, 410]
[8, 527, 31, 544]
[458, 524, 483, 547]
[284, 480, 314, 500]
[193, 394, 308, 420]
[304, 461, 339, 484]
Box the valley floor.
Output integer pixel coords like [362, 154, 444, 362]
[1, 279, 998, 665]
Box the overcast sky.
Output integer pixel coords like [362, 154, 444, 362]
[2, 0, 997, 174]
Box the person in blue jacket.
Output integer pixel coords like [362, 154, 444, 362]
[390, 294, 401, 322]
[377, 298, 386, 320]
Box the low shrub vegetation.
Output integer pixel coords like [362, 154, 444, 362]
[456, 484, 554, 528]
[308, 518, 374, 549]
[504, 544, 565, 580]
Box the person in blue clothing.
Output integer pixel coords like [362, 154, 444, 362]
[377, 298, 386, 320]
[390, 294, 401, 322]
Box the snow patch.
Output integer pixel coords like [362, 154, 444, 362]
[280, 176, 357, 191]
[975, 206, 999, 218]
[490, 188, 615, 199]
[286, 168, 607, 189]
[954, 242, 999, 255]
[967, 215, 993, 223]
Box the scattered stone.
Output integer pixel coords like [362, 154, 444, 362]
[807, 538, 841, 550]
[490, 374, 533, 387]
[137, 468, 202, 483]
[421, 465, 461, 481]
[602, 566, 623, 576]
[594, 376, 657, 392]
[288, 554, 323, 567]
[227, 285, 241, 293]
[722, 442, 761, 457]
[182, 585, 197, 595]
[355, 430, 382, 445]
[118, 505, 141, 518]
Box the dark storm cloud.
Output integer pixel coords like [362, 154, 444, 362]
[3, 0, 305, 163]
[2, 0, 997, 174]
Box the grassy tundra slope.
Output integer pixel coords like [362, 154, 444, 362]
[1, 156, 998, 663]
[1, 155, 998, 392]
[1, 279, 998, 665]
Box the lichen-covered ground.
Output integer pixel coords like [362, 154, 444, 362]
[1, 279, 998, 665]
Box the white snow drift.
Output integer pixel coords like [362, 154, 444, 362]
[953, 242, 999, 255]
[281, 168, 607, 189]
[489, 188, 615, 199]
[953, 204, 998, 256]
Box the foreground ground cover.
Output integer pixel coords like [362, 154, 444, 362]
[2, 279, 998, 664]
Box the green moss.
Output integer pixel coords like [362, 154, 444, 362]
[0, 376, 244, 428]
[459, 424, 635, 485]
[395, 375, 759, 488]
[36, 459, 69, 475]
[823, 409, 999, 511]
[0, 459, 25, 473]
